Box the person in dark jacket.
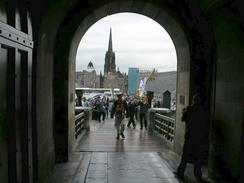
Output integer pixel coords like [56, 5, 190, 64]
[138, 97, 149, 130]
[95, 96, 106, 122]
[111, 93, 128, 139]
[105, 97, 109, 118]
[127, 99, 137, 128]
[175, 94, 209, 182]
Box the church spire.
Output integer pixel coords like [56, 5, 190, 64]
[108, 27, 113, 51]
[104, 27, 116, 74]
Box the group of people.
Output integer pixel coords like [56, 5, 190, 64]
[82, 96, 109, 122]
[81, 93, 150, 133]
[82, 93, 150, 129]
[111, 93, 209, 182]
[82, 92, 209, 182]
[111, 93, 149, 140]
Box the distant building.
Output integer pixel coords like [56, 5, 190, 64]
[76, 28, 127, 94]
[104, 28, 116, 74]
[76, 61, 100, 88]
[101, 28, 128, 94]
[145, 71, 177, 107]
[128, 68, 139, 95]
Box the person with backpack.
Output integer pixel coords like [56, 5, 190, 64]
[111, 92, 128, 140]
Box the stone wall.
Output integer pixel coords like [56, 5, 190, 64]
[208, 5, 244, 181]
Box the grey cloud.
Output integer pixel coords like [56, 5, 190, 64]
[76, 13, 177, 74]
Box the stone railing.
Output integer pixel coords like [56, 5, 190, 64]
[148, 108, 175, 145]
[75, 111, 85, 139]
[75, 107, 92, 139]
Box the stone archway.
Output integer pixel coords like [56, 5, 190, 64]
[53, 0, 215, 162]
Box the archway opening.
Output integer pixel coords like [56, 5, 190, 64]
[53, 1, 195, 167]
[74, 12, 177, 152]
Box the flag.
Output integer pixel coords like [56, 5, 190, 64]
[138, 77, 147, 97]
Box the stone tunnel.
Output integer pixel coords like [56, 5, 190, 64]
[0, 0, 243, 182]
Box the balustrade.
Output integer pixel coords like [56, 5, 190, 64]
[75, 107, 92, 139]
[148, 108, 175, 145]
[75, 110, 85, 139]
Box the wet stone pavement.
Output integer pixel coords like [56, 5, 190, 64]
[49, 117, 212, 183]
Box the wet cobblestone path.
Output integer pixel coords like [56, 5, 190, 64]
[49, 118, 211, 183]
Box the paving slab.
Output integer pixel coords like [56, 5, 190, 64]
[48, 118, 213, 183]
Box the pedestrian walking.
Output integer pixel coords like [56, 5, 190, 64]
[105, 97, 109, 118]
[138, 97, 149, 130]
[175, 94, 209, 182]
[111, 92, 128, 140]
[127, 99, 137, 128]
[95, 96, 106, 122]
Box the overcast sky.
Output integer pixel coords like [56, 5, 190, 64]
[76, 13, 177, 74]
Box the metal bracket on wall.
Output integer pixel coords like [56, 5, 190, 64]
[179, 95, 185, 105]
[0, 22, 33, 49]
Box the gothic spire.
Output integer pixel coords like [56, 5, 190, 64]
[108, 27, 113, 51]
[104, 27, 116, 74]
